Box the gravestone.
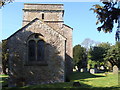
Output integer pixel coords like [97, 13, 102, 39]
[81, 68, 83, 72]
[73, 66, 78, 71]
[113, 65, 118, 74]
[100, 66, 104, 70]
[90, 69, 95, 74]
[73, 82, 81, 87]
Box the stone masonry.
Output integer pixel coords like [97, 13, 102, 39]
[7, 3, 73, 86]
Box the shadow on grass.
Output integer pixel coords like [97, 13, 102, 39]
[2, 82, 92, 90]
[1, 72, 120, 90]
[69, 72, 105, 81]
[2, 86, 120, 90]
[0, 77, 8, 87]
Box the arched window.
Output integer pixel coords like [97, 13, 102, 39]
[28, 40, 36, 61]
[27, 34, 45, 62]
[37, 40, 45, 61]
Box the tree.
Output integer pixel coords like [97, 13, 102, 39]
[104, 42, 120, 69]
[88, 43, 111, 67]
[89, 46, 105, 63]
[90, 0, 120, 38]
[97, 42, 111, 54]
[73, 45, 87, 71]
[2, 40, 8, 74]
[81, 38, 95, 50]
[81, 38, 101, 50]
[88, 42, 120, 70]
[0, 0, 14, 8]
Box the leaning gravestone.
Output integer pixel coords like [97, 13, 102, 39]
[113, 65, 118, 74]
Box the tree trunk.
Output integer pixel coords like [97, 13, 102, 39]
[108, 59, 114, 67]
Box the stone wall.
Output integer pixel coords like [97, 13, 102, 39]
[24, 3, 64, 10]
[23, 4, 64, 26]
[62, 24, 73, 76]
[8, 18, 66, 86]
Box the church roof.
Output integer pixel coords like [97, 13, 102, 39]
[7, 18, 67, 40]
[63, 24, 73, 30]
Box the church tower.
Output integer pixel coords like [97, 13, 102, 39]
[23, 3, 64, 31]
[23, 3, 73, 76]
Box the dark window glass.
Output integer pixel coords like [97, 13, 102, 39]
[42, 14, 44, 19]
[34, 34, 39, 38]
[37, 40, 44, 61]
[28, 40, 36, 61]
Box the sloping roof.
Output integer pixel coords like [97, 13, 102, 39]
[7, 18, 67, 40]
[63, 24, 73, 30]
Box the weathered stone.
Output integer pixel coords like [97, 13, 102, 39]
[7, 3, 73, 86]
[113, 65, 118, 74]
[90, 69, 95, 74]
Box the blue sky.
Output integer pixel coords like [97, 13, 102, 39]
[1, 2, 118, 46]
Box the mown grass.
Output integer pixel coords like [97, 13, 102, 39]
[70, 72, 119, 88]
[0, 74, 8, 88]
[1, 72, 120, 90]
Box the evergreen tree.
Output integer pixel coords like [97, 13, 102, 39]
[73, 45, 87, 71]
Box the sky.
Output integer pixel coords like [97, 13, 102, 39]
[1, 1, 118, 46]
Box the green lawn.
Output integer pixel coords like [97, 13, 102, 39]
[70, 72, 119, 87]
[0, 74, 8, 87]
[1, 72, 120, 90]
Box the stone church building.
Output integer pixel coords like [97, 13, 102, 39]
[6, 3, 73, 86]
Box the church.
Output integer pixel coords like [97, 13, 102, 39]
[6, 3, 73, 86]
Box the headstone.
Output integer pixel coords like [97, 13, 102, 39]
[73, 82, 81, 87]
[73, 66, 78, 71]
[81, 68, 87, 72]
[81, 68, 83, 72]
[113, 65, 118, 74]
[90, 69, 95, 74]
[100, 66, 104, 70]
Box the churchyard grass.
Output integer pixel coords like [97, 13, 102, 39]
[1, 72, 120, 89]
[0, 74, 8, 88]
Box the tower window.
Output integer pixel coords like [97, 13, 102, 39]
[42, 13, 44, 19]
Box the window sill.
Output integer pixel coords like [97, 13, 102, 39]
[24, 61, 48, 66]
